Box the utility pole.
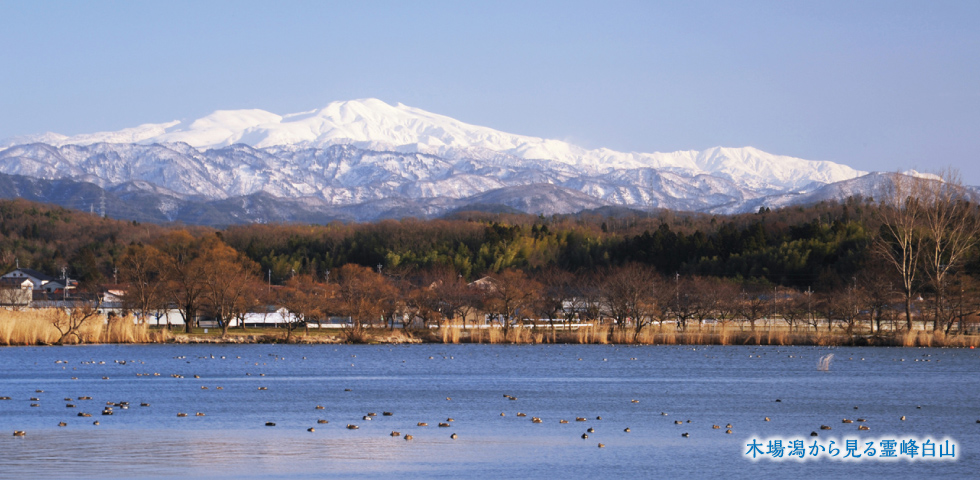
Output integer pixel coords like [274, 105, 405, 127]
[852, 276, 858, 323]
[377, 263, 383, 275]
[675, 273, 680, 323]
[806, 286, 812, 330]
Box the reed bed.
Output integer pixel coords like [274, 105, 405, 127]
[438, 319, 463, 344]
[0, 309, 161, 346]
[444, 323, 980, 347]
[573, 325, 610, 344]
[0, 309, 59, 345]
[2, 307, 976, 348]
[505, 326, 531, 344]
[487, 326, 504, 344]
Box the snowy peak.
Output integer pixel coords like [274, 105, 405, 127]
[1, 121, 181, 149]
[0, 97, 875, 216]
[0, 99, 866, 189]
[691, 146, 865, 190]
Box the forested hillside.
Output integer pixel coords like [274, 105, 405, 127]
[0, 196, 881, 287]
[1, 179, 977, 339]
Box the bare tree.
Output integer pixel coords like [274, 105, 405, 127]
[200, 239, 260, 336]
[712, 280, 741, 331]
[571, 271, 604, 326]
[688, 276, 723, 331]
[333, 264, 390, 342]
[944, 273, 980, 335]
[873, 173, 926, 331]
[404, 280, 440, 333]
[119, 243, 165, 323]
[857, 261, 896, 334]
[804, 288, 821, 332]
[482, 269, 542, 333]
[375, 275, 402, 331]
[427, 267, 474, 329]
[737, 281, 771, 332]
[155, 231, 209, 333]
[54, 298, 103, 345]
[272, 275, 328, 341]
[919, 169, 980, 331]
[667, 274, 697, 331]
[832, 284, 866, 335]
[814, 290, 838, 333]
[233, 281, 264, 331]
[600, 263, 658, 341]
[534, 267, 575, 334]
[779, 289, 808, 333]
[0, 285, 30, 308]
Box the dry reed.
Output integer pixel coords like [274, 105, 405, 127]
[718, 324, 731, 345]
[610, 329, 630, 344]
[573, 325, 609, 344]
[487, 326, 504, 344]
[438, 319, 462, 344]
[635, 328, 655, 344]
[3, 307, 977, 348]
[0, 309, 158, 346]
[505, 326, 530, 344]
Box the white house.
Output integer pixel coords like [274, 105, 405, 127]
[0, 277, 33, 306]
[0, 268, 76, 293]
[240, 306, 302, 327]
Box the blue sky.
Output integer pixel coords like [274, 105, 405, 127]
[2, 1, 979, 183]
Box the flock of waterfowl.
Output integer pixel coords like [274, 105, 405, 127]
[3, 346, 977, 454]
[5, 385, 931, 450]
[2, 352, 476, 442]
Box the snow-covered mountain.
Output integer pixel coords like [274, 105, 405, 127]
[0, 99, 878, 223]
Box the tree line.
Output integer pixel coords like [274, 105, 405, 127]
[1, 171, 978, 339]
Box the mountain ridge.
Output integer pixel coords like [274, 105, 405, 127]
[0, 99, 919, 225]
[0, 99, 865, 191]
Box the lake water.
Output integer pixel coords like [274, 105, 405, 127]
[0, 343, 976, 479]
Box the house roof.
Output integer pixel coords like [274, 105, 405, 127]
[247, 305, 287, 314]
[468, 276, 496, 290]
[0, 277, 33, 288]
[98, 284, 128, 292]
[3, 268, 58, 282]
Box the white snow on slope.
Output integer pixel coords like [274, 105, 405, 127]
[0, 99, 866, 190]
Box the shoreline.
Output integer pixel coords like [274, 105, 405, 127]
[4, 328, 976, 348]
[3, 309, 977, 347]
[166, 329, 980, 347]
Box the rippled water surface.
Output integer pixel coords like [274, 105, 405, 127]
[0, 343, 977, 479]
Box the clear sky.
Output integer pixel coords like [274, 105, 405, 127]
[1, 1, 978, 184]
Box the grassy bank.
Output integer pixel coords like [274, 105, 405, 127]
[2, 309, 977, 347]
